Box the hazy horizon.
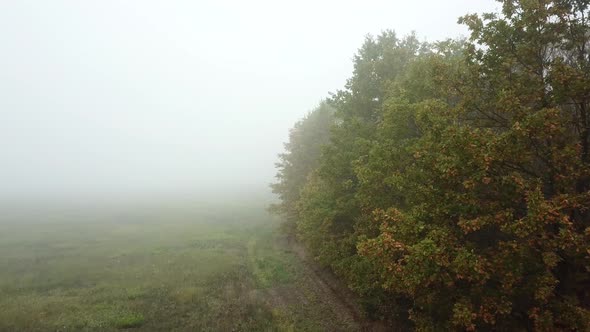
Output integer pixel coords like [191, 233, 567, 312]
[0, 0, 499, 205]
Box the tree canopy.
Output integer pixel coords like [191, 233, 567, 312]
[273, 1, 590, 330]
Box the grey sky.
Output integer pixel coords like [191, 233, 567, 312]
[0, 0, 499, 203]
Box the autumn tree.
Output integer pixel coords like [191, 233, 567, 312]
[275, 0, 590, 330]
[359, 1, 590, 330]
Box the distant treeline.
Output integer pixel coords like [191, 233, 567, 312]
[271, 1, 590, 330]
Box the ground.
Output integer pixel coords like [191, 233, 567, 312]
[0, 202, 376, 331]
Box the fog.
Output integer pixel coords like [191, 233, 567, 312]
[0, 0, 498, 206]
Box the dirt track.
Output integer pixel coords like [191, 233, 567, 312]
[254, 235, 389, 331]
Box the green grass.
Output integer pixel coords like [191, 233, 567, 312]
[112, 312, 145, 329]
[247, 231, 298, 288]
[0, 204, 280, 331]
[0, 203, 358, 331]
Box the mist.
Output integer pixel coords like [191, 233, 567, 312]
[0, 0, 498, 205]
[5, 1, 588, 330]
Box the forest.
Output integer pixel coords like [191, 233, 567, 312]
[272, 0, 590, 330]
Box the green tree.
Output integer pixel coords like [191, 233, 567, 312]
[271, 101, 334, 235]
[297, 32, 428, 323]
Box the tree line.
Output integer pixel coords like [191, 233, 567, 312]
[272, 1, 590, 330]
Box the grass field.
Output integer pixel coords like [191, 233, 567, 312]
[0, 201, 363, 331]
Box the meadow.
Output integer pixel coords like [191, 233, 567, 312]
[0, 201, 363, 331]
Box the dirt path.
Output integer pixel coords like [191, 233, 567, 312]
[251, 233, 388, 331]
